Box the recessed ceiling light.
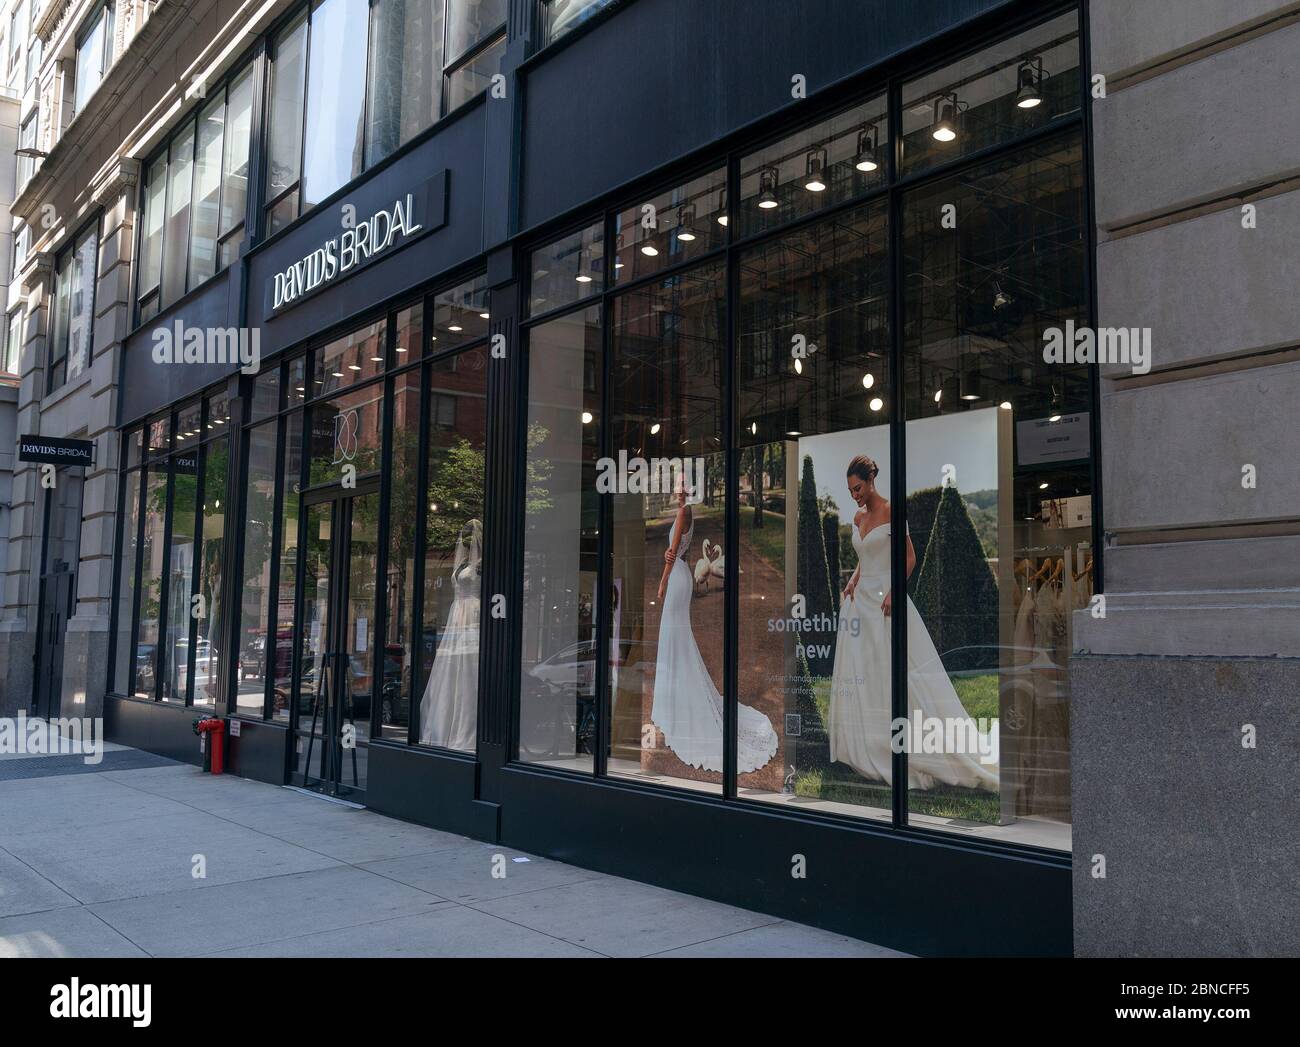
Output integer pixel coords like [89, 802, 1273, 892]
[869, 397, 884, 411]
[862, 373, 875, 389]
[581, 411, 593, 424]
[641, 244, 659, 257]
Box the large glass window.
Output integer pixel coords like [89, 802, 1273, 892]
[236, 422, 278, 716]
[271, 412, 304, 720]
[367, 0, 444, 167]
[113, 457, 142, 695]
[3, 308, 21, 374]
[417, 342, 488, 749]
[17, 114, 36, 189]
[513, 13, 1085, 852]
[301, 0, 369, 210]
[606, 261, 731, 793]
[73, 2, 114, 114]
[519, 305, 602, 771]
[48, 223, 97, 393]
[138, 65, 254, 320]
[266, 11, 308, 235]
[194, 436, 228, 711]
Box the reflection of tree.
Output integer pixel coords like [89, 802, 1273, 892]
[523, 422, 555, 515]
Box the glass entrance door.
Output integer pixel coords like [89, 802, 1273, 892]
[295, 487, 380, 799]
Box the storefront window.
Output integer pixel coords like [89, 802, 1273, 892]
[194, 437, 228, 711]
[528, 221, 604, 317]
[417, 343, 488, 749]
[236, 421, 278, 716]
[309, 383, 385, 487]
[738, 95, 888, 238]
[385, 369, 423, 741]
[520, 305, 601, 770]
[899, 132, 1085, 848]
[313, 320, 387, 398]
[735, 198, 893, 819]
[272, 413, 305, 720]
[113, 465, 142, 695]
[901, 10, 1080, 177]
[611, 167, 726, 284]
[162, 441, 198, 703]
[133, 469, 167, 700]
[431, 275, 488, 349]
[606, 261, 731, 792]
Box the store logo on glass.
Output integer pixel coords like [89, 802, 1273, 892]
[595, 451, 705, 501]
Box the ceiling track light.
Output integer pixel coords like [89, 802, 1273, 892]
[855, 123, 880, 172]
[1016, 56, 1046, 109]
[803, 146, 829, 192]
[758, 166, 780, 209]
[931, 92, 961, 142]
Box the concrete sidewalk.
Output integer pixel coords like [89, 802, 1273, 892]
[0, 749, 905, 957]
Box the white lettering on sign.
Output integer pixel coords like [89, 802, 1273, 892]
[272, 194, 422, 311]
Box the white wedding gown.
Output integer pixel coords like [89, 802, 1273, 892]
[652, 510, 778, 773]
[828, 523, 997, 792]
[419, 531, 481, 750]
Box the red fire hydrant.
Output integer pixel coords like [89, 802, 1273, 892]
[195, 719, 225, 775]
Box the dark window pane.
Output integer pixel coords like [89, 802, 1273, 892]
[527, 221, 604, 316]
[194, 439, 228, 711]
[900, 10, 1080, 177]
[446, 0, 506, 63]
[899, 133, 1085, 850]
[367, 0, 443, 166]
[308, 384, 385, 486]
[311, 319, 386, 397]
[738, 94, 888, 238]
[134, 469, 167, 700]
[266, 12, 307, 204]
[271, 412, 304, 721]
[382, 371, 422, 741]
[431, 274, 488, 351]
[221, 65, 254, 238]
[445, 33, 504, 110]
[612, 166, 726, 284]
[236, 421, 278, 717]
[113, 469, 141, 694]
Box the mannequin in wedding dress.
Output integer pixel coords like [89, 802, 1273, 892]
[653, 483, 777, 773]
[419, 520, 482, 750]
[828, 456, 997, 792]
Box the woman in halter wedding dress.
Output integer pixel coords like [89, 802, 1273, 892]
[828, 456, 997, 792]
[419, 520, 482, 750]
[653, 485, 777, 773]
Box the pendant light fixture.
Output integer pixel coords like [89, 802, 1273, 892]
[717, 186, 728, 226]
[855, 123, 880, 172]
[993, 281, 1013, 311]
[676, 203, 697, 242]
[1016, 56, 1045, 109]
[758, 167, 780, 209]
[931, 93, 960, 142]
[959, 355, 982, 401]
[803, 147, 829, 192]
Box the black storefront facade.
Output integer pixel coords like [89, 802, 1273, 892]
[104, 0, 1098, 957]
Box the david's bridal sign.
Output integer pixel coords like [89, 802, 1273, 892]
[266, 170, 447, 315]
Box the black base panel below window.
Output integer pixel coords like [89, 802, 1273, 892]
[225, 719, 293, 785]
[365, 742, 498, 841]
[105, 695, 205, 768]
[498, 766, 1071, 957]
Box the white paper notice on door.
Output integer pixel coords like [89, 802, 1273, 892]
[356, 618, 368, 653]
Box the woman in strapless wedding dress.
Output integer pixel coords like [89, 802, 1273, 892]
[652, 494, 777, 773]
[827, 458, 997, 793]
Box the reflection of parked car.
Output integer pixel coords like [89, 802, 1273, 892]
[529, 641, 597, 698]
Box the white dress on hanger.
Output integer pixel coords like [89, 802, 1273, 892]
[652, 508, 778, 773]
[827, 523, 998, 792]
[419, 524, 482, 750]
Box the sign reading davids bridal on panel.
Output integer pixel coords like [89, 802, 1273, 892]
[266, 170, 448, 316]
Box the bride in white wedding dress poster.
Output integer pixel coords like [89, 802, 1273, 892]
[828, 455, 997, 792]
[652, 483, 777, 773]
